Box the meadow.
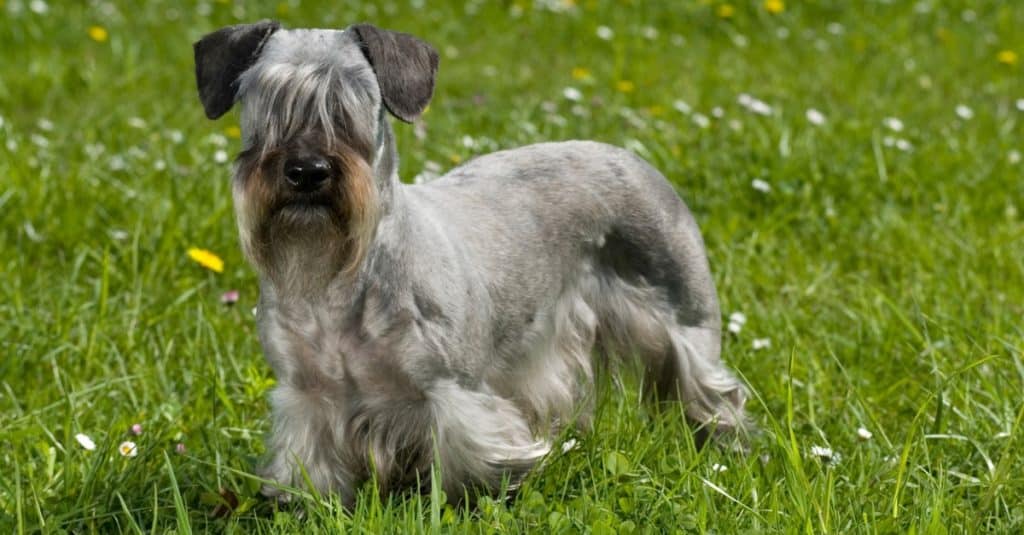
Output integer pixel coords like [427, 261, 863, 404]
[2, 0, 1023, 532]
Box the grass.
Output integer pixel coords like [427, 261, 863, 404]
[2, 0, 1023, 532]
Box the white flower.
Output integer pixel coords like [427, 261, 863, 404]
[810, 445, 834, 459]
[776, 27, 790, 40]
[826, 22, 845, 35]
[806, 108, 826, 126]
[37, 118, 54, 131]
[75, 433, 96, 451]
[711, 463, 727, 473]
[895, 138, 913, 152]
[751, 179, 771, 193]
[562, 87, 582, 102]
[127, 117, 147, 129]
[752, 337, 771, 350]
[167, 130, 184, 144]
[154, 159, 167, 171]
[1009, 150, 1022, 165]
[561, 438, 578, 453]
[461, 135, 476, 149]
[738, 94, 773, 116]
[692, 113, 710, 129]
[711, 107, 724, 118]
[119, 441, 138, 457]
[729, 312, 747, 325]
[595, 26, 614, 41]
[208, 133, 228, 147]
[641, 26, 658, 40]
[955, 104, 974, 120]
[1017, 99, 1024, 112]
[727, 322, 742, 334]
[30, 134, 49, 148]
[214, 150, 229, 163]
[672, 100, 692, 115]
[857, 427, 873, 441]
[29, 0, 48, 14]
[109, 155, 127, 170]
[883, 117, 904, 132]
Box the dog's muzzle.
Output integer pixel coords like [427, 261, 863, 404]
[284, 155, 332, 193]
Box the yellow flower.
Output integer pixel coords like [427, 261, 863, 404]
[188, 248, 224, 273]
[764, 0, 784, 14]
[716, 4, 735, 18]
[572, 67, 592, 81]
[647, 105, 666, 117]
[615, 80, 635, 93]
[997, 50, 1018, 66]
[224, 126, 241, 139]
[449, 153, 462, 164]
[88, 26, 108, 43]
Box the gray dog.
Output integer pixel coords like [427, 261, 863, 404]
[194, 21, 747, 504]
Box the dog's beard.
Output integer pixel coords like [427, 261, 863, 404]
[234, 147, 379, 294]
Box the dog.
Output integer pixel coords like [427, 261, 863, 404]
[193, 20, 748, 505]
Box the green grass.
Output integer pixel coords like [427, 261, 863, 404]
[2, 0, 1023, 532]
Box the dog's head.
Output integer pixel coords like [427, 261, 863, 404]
[194, 21, 438, 280]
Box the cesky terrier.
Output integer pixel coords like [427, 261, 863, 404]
[193, 20, 748, 505]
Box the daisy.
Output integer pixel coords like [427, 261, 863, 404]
[857, 427, 873, 440]
[119, 441, 138, 457]
[595, 26, 614, 41]
[752, 337, 771, 350]
[955, 104, 974, 120]
[75, 433, 97, 451]
[562, 87, 582, 102]
[806, 108, 826, 126]
[883, 117, 904, 132]
[751, 179, 771, 193]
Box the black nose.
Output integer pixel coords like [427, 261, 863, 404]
[284, 156, 332, 191]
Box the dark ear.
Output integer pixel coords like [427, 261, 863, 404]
[351, 23, 439, 123]
[194, 20, 281, 120]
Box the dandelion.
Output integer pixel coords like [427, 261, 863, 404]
[615, 80, 635, 93]
[595, 26, 614, 41]
[119, 441, 138, 457]
[883, 117, 904, 132]
[711, 463, 728, 473]
[131, 423, 143, 436]
[763, 0, 784, 14]
[805, 108, 826, 126]
[75, 433, 97, 451]
[562, 87, 582, 102]
[571, 67, 591, 81]
[221, 289, 240, 305]
[88, 25, 109, 43]
[955, 104, 974, 120]
[751, 179, 771, 193]
[225, 125, 242, 139]
[857, 427, 873, 441]
[716, 4, 735, 18]
[996, 50, 1018, 66]
[752, 337, 771, 350]
[188, 247, 224, 273]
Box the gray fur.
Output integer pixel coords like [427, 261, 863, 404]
[194, 22, 748, 505]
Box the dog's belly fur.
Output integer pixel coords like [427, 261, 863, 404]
[257, 141, 744, 501]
